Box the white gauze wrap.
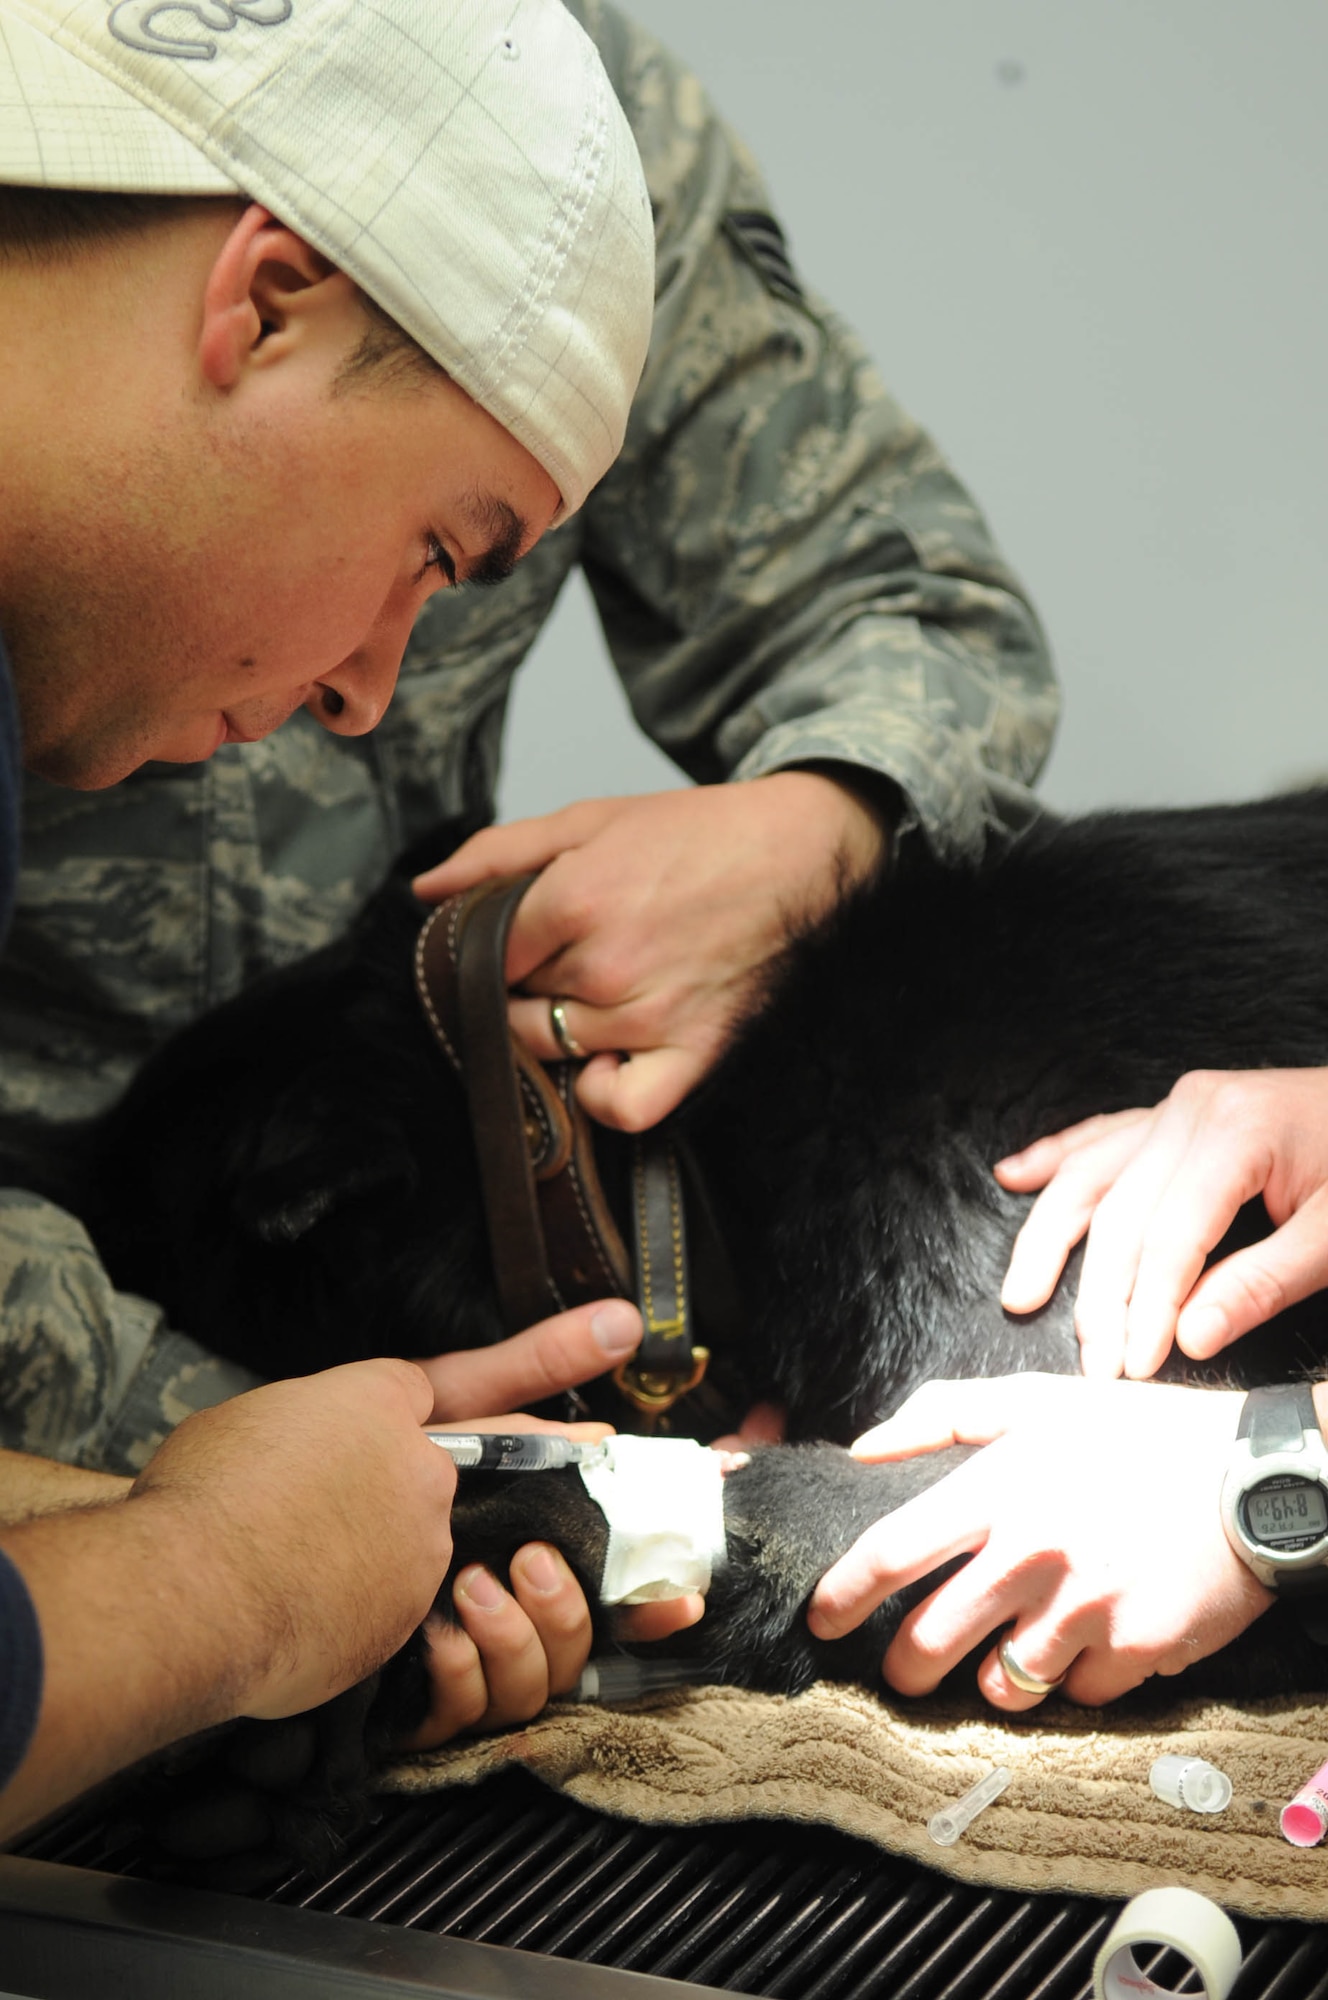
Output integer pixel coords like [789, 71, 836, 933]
[578, 1437, 727, 1606]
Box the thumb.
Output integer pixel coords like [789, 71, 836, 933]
[420, 1299, 642, 1420]
[576, 1047, 703, 1132]
[372, 1355, 439, 1426]
[1178, 1201, 1328, 1359]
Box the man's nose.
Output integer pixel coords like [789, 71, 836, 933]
[307, 624, 408, 737]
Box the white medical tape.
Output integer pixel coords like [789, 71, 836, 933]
[1093, 1887, 1242, 2000]
[578, 1436, 726, 1605]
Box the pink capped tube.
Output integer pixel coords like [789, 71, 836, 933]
[1280, 1755, 1328, 1847]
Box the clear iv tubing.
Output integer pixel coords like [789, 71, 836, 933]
[927, 1767, 1012, 1846]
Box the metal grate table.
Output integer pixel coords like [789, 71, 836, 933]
[7, 1769, 1327, 1998]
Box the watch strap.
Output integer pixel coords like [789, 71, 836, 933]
[1237, 1382, 1319, 1454]
[1293, 1598, 1328, 1647]
[1274, 1566, 1328, 1599]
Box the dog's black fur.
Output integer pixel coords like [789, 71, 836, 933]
[26, 790, 1328, 1876]
[81, 791, 1328, 1420]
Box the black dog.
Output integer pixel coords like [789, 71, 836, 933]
[84, 790, 1328, 1419]
[39, 790, 1328, 1872]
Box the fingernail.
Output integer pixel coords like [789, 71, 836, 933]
[457, 1566, 504, 1611]
[516, 1545, 563, 1595]
[591, 1301, 640, 1356]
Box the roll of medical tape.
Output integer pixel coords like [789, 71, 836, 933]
[1093, 1887, 1241, 2000]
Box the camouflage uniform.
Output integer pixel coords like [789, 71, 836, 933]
[0, 0, 1058, 1473]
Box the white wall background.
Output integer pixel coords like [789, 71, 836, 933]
[500, 1, 1327, 822]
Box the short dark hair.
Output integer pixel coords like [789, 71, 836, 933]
[0, 184, 222, 258]
[0, 183, 443, 391]
[332, 289, 446, 396]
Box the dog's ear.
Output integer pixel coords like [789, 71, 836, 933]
[230, 1067, 421, 1245]
[237, 1145, 412, 1245]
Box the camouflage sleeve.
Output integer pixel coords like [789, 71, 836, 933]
[570, 0, 1059, 861]
[0, 1190, 262, 1476]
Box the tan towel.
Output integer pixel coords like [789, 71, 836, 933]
[382, 1681, 1328, 1922]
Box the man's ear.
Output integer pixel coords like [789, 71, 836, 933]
[198, 202, 359, 389]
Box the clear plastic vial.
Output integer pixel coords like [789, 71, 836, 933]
[926, 1767, 1011, 1847]
[1149, 1756, 1233, 1814]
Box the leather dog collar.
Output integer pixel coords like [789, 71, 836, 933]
[413, 876, 709, 1417]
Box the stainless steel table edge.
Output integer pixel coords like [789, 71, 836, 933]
[0, 1854, 723, 2000]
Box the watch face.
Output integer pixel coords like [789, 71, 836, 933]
[1243, 1474, 1328, 1551]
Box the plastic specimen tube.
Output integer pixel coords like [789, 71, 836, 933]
[927, 1766, 1011, 1847]
[1149, 1756, 1233, 1814]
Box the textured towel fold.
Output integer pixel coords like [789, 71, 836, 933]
[383, 1682, 1328, 1922]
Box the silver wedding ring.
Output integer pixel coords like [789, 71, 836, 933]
[549, 997, 587, 1060]
[998, 1631, 1067, 1698]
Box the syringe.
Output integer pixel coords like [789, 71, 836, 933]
[426, 1432, 609, 1473]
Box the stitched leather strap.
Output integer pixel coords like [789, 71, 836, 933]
[425, 878, 560, 1329]
[612, 1137, 708, 1416]
[415, 877, 710, 1415]
[415, 880, 632, 1331]
[634, 1139, 689, 1351]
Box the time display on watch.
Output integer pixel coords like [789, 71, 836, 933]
[1243, 1474, 1328, 1548]
[1222, 1387, 1328, 1587]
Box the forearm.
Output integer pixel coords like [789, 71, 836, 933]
[0, 1489, 253, 1841]
[573, 0, 1057, 861]
[0, 1357, 462, 1844]
[725, 621, 1054, 864]
[603, 364, 1057, 861]
[751, 767, 891, 893]
[0, 1448, 129, 1524]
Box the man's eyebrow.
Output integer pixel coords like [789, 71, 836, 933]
[457, 493, 528, 588]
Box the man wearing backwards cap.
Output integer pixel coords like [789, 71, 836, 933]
[0, 0, 1057, 1826]
[0, 0, 704, 1837]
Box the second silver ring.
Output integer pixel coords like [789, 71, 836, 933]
[549, 997, 587, 1060]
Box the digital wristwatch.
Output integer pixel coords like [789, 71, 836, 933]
[1220, 1384, 1328, 1594]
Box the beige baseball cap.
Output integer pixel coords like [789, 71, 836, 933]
[0, 0, 655, 517]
